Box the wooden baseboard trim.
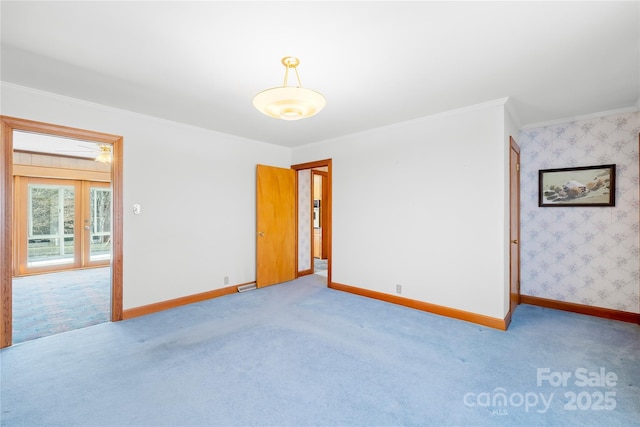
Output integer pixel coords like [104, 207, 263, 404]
[297, 269, 313, 277]
[122, 282, 250, 320]
[330, 282, 508, 330]
[521, 295, 640, 324]
[503, 309, 513, 330]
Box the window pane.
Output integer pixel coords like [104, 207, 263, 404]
[63, 187, 75, 235]
[30, 187, 59, 236]
[28, 184, 75, 267]
[90, 187, 111, 261]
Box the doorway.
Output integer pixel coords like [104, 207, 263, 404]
[509, 136, 521, 319]
[0, 116, 124, 348]
[293, 159, 332, 284]
[11, 172, 112, 343]
[312, 169, 328, 277]
[254, 159, 332, 289]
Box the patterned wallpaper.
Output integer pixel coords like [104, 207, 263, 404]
[519, 111, 640, 313]
[298, 169, 311, 271]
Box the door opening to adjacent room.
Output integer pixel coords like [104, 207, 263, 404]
[293, 159, 332, 285]
[509, 136, 521, 321]
[254, 159, 332, 289]
[11, 135, 112, 344]
[0, 116, 124, 348]
[312, 169, 328, 278]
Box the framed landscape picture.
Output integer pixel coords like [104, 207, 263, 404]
[538, 164, 615, 207]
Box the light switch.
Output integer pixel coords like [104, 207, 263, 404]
[133, 204, 141, 215]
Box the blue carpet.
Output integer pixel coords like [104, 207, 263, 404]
[314, 258, 328, 271]
[1, 274, 638, 426]
[12, 267, 111, 344]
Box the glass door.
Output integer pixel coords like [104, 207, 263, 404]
[15, 178, 110, 275]
[86, 182, 112, 264]
[27, 182, 79, 269]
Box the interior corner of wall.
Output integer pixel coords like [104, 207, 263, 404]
[504, 98, 522, 131]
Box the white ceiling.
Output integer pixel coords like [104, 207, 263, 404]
[1, 1, 638, 148]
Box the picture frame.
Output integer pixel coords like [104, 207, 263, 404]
[538, 164, 615, 207]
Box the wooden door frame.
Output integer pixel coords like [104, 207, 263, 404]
[508, 136, 521, 323]
[0, 116, 124, 348]
[292, 159, 332, 286]
[82, 181, 112, 269]
[311, 170, 329, 261]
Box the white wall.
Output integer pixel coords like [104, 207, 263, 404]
[1, 83, 291, 309]
[519, 110, 640, 313]
[6, 81, 637, 320]
[293, 100, 510, 319]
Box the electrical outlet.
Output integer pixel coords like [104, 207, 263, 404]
[396, 284, 402, 294]
[224, 276, 229, 285]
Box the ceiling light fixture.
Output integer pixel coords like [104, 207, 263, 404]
[95, 144, 112, 164]
[253, 56, 326, 120]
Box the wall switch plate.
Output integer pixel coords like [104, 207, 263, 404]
[396, 284, 402, 294]
[133, 204, 141, 215]
[224, 276, 229, 285]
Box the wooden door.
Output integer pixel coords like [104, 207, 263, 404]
[509, 136, 521, 315]
[256, 164, 296, 288]
[320, 172, 329, 258]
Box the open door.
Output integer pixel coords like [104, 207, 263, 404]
[256, 164, 296, 288]
[509, 136, 521, 316]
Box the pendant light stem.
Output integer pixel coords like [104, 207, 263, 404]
[293, 66, 302, 88]
[281, 56, 303, 88]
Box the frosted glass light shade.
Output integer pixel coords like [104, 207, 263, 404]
[253, 86, 326, 120]
[95, 145, 112, 164]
